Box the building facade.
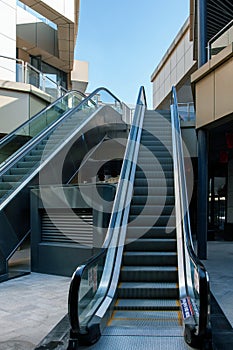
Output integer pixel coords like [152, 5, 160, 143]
[151, 0, 233, 259]
[0, 0, 88, 135]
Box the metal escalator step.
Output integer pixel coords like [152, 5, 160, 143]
[136, 163, 173, 172]
[133, 186, 174, 196]
[115, 298, 179, 310]
[17, 161, 36, 168]
[0, 182, 18, 190]
[128, 214, 176, 226]
[130, 205, 174, 216]
[123, 251, 177, 266]
[118, 282, 179, 299]
[109, 310, 181, 328]
[126, 226, 176, 239]
[134, 178, 174, 187]
[135, 171, 174, 179]
[138, 157, 173, 165]
[1, 174, 23, 182]
[30, 150, 43, 156]
[120, 266, 178, 282]
[24, 155, 42, 162]
[131, 195, 175, 205]
[124, 238, 177, 251]
[10, 168, 29, 175]
[0, 189, 8, 198]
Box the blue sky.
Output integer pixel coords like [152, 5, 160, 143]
[75, 0, 189, 108]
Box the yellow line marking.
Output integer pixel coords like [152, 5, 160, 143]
[176, 299, 183, 326]
[107, 310, 116, 326]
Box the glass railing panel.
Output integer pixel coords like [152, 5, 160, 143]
[0, 92, 84, 166]
[78, 253, 107, 328]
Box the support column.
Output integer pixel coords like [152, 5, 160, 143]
[197, 129, 208, 259]
[197, 0, 207, 67]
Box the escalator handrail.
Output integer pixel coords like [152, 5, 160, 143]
[0, 87, 122, 176]
[68, 86, 146, 335]
[0, 90, 87, 146]
[171, 86, 210, 338]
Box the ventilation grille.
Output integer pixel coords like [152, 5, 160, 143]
[41, 209, 93, 245]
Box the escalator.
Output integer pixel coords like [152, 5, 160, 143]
[68, 87, 211, 349]
[0, 88, 128, 281]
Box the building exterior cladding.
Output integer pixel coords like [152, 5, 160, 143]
[0, 0, 88, 135]
[151, 0, 233, 259]
[151, 19, 196, 110]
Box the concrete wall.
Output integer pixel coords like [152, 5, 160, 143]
[192, 44, 233, 129]
[151, 19, 196, 109]
[0, 0, 17, 81]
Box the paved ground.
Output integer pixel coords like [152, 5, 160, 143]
[0, 273, 70, 350]
[203, 241, 233, 328]
[0, 241, 232, 349]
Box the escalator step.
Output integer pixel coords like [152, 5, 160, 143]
[134, 178, 174, 187]
[136, 163, 173, 172]
[126, 226, 176, 239]
[115, 298, 179, 311]
[24, 155, 42, 162]
[138, 157, 173, 164]
[130, 204, 174, 216]
[133, 186, 174, 196]
[135, 171, 174, 179]
[124, 238, 177, 251]
[10, 168, 29, 175]
[120, 266, 178, 282]
[131, 195, 175, 205]
[128, 214, 176, 226]
[123, 251, 177, 266]
[118, 282, 179, 299]
[17, 161, 36, 168]
[1, 174, 23, 182]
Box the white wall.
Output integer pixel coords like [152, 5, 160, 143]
[0, 0, 17, 81]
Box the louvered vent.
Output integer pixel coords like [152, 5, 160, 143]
[41, 209, 93, 245]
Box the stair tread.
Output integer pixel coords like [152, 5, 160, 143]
[119, 282, 178, 288]
[115, 298, 179, 308]
[124, 251, 177, 256]
[121, 266, 177, 271]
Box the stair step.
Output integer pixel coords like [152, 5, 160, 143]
[123, 251, 177, 266]
[126, 226, 176, 239]
[17, 161, 36, 168]
[120, 266, 178, 282]
[108, 310, 181, 328]
[136, 163, 173, 172]
[0, 182, 18, 190]
[130, 205, 174, 216]
[135, 171, 174, 179]
[138, 157, 173, 165]
[24, 155, 42, 162]
[131, 195, 175, 206]
[10, 168, 29, 175]
[134, 178, 174, 187]
[128, 214, 176, 227]
[125, 238, 177, 251]
[118, 282, 179, 299]
[1, 174, 23, 182]
[115, 298, 179, 310]
[0, 189, 8, 198]
[133, 186, 174, 196]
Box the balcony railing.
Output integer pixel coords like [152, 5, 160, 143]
[0, 55, 67, 99]
[177, 102, 195, 121]
[208, 19, 233, 60]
